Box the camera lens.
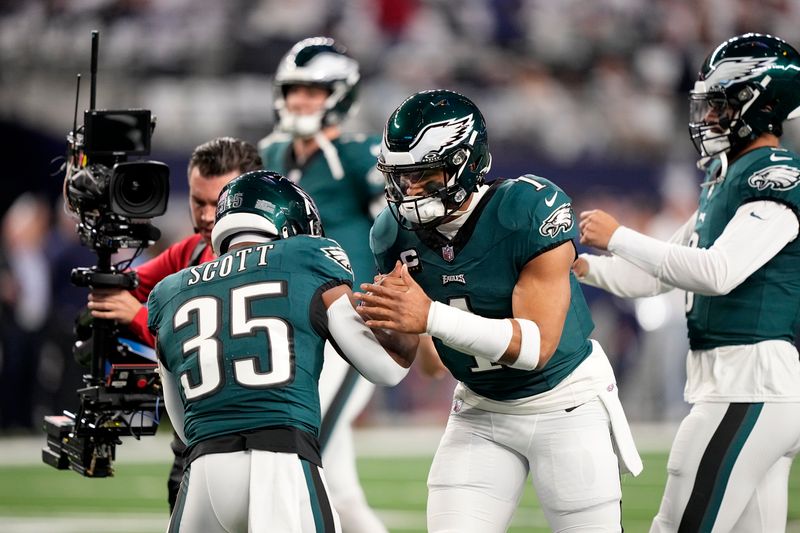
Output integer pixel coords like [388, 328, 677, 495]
[110, 161, 170, 218]
[120, 174, 154, 207]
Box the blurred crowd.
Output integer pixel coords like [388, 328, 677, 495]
[2, 0, 800, 432]
[3, 0, 800, 159]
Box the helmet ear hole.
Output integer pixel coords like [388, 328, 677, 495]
[450, 149, 467, 166]
[737, 87, 753, 103]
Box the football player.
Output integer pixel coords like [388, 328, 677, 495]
[148, 171, 416, 533]
[87, 137, 262, 509]
[257, 36, 392, 533]
[355, 89, 642, 533]
[574, 33, 800, 532]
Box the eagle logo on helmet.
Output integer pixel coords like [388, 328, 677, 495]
[748, 165, 800, 191]
[539, 203, 574, 238]
[705, 56, 777, 88]
[409, 115, 475, 161]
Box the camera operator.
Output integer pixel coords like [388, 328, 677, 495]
[86, 136, 262, 508]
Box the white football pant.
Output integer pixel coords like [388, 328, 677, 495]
[169, 449, 341, 533]
[650, 402, 800, 533]
[427, 397, 623, 533]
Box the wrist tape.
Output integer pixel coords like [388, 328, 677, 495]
[509, 319, 540, 371]
[425, 302, 541, 370]
[425, 301, 512, 363]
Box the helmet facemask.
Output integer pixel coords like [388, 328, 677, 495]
[689, 85, 739, 160]
[380, 146, 477, 230]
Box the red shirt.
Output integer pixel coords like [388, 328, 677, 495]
[128, 233, 215, 346]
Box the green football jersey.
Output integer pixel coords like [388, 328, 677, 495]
[259, 132, 384, 286]
[688, 146, 800, 350]
[371, 176, 595, 401]
[147, 236, 354, 447]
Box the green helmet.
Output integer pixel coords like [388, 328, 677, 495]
[689, 33, 800, 160]
[377, 90, 492, 229]
[211, 170, 323, 255]
[273, 37, 360, 138]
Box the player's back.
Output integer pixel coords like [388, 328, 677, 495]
[148, 236, 355, 447]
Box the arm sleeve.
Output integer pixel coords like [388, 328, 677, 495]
[578, 253, 675, 297]
[326, 294, 409, 386]
[577, 212, 697, 297]
[608, 201, 799, 295]
[158, 361, 186, 444]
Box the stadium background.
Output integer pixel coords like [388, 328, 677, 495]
[1, 1, 799, 531]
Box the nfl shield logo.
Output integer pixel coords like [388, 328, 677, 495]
[442, 245, 455, 262]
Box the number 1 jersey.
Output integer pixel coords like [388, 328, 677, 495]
[371, 177, 595, 401]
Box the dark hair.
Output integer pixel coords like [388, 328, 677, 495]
[187, 137, 262, 178]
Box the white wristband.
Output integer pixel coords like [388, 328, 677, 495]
[509, 319, 540, 370]
[425, 301, 512, 363]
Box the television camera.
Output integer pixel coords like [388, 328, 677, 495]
[42, 31, 170, 477]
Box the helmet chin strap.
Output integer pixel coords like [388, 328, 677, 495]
[700, 151, 728, 186]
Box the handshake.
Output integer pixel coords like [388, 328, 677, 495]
[354, 261, 430, 335]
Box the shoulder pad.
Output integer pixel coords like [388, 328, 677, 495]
[495, 175, 572, 231]
[335, 134, 381, 156]
[257, 131, 292, 151]
[289, 236, 355, 280]
[739, 149, 800, 208]
[370, 208, 399, 256]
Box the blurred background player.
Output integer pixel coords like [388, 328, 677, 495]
[149, 170, 415, 533]
[87, 136, 262, 509]
[357, 89, 641, 533]
[575, 33, 800, 532]
[257, 36, 389, 533]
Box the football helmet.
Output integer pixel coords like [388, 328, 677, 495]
[378, 89, 492, 229]
[211, 170, 323, 255]
[689, 33, 800, 160]
[273, 37, 360, 138]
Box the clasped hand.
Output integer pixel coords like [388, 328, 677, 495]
[354, 261, 431, 334]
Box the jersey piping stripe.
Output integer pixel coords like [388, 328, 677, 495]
[318, 365, 361, 451]
[167, 467, 190, 533]
[302, 458, 337, 532]
[678, 402, 763, 533]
